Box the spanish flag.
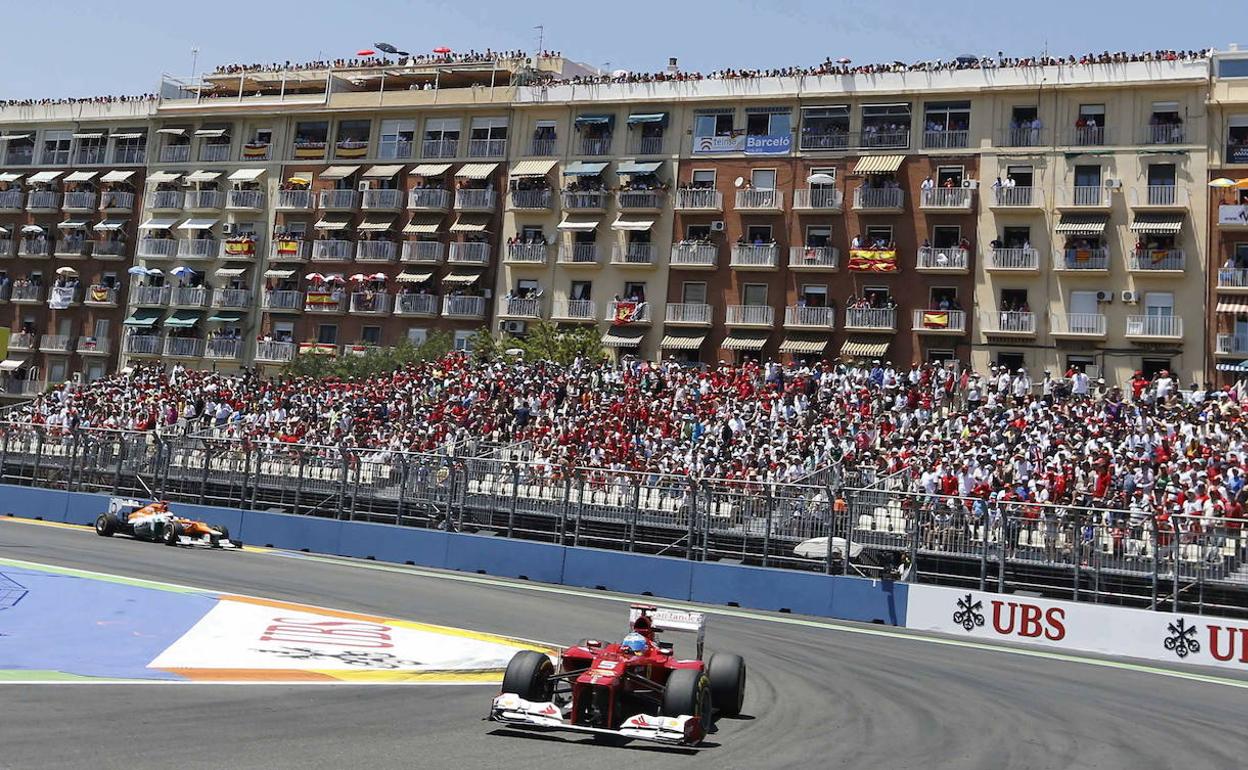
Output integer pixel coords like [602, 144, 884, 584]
[922, 311, 950, 328]
[847, 249, 898, 273]
[304, 291, 339, 306]
[612, 301, 640, 326]
[89, 286, 111, 303]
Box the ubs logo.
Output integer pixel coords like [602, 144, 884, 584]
[1163, 618, 1201, 659]
[952, 593, 984, 632]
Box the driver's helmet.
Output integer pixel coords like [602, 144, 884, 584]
[621, 632, 647, 655]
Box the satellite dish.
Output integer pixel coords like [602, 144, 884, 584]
[733, 176, 744, 188]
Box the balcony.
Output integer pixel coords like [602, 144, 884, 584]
[987, 186, 1043, 209]
[292, 142, 326, 160]
[852, 187, 904, 211]
[276, 190, 314, 210]
[169, 286, 209, 307]
[160, 145, 191, 163]
[184, 190, 224, 211]
[226, 190, 265, 210]
[1002, 127, 1046, 147]
[606, 300, 651, 324]
[447, 242, 490, 265]
[1128, 249, 1186, 273]
[1057, 186, 1110, 209]
[730, 244, 779, 270]
[270, 240, 310, 262]
[578, 136, 612, 156]
[561, 190, 608, 211]
[220, 237, 258, 261]
[788, 246, 839, 271]
[311, 240, 353, 262]
[528, 138, 557, 156]
[62, 191, 97, 211]
[261, 290, 303, 311]
[916, 247, 969, 273]
[919, 188, 974, 211]
[39, 334, 73, 353]
[255, 340, 297, 363]
[123, 334, 164, 356]
[54, 240, 92, 259]
[985, 247, 1040, 272]
[147, 190, 184, 211]
[242, 142, 272, 161]
[356, 241, 397, 262]
[76, 337, 110, 356]
[1130, 186, 1187, 209]
[912, 309, 966, 334]
[1144, 124, 1186, 145]
[177, 239, 219, 260]
[1053, 248, 1109, 273]
[211, 288, 254, 308]
[442, 295, 486, 318]
[303, 291, 348, 313]
[1049, 312, 1107, 339]
[100, 191, 134, 212]
[505, 243, 548, 265]
[799, 132, 850, 151]
[783, 306, 835, 330]
[1125, 315, 1182, 341]
[197, 144, 230, 163]
[164, 337, 206, 359]
[8, 332, 37, 351]
[1218, 267, 1248, 293]
[844, 307, 896, 332]
[725, 305, 775, 328]
[93, 241, 128, 260]
[131, 285, 169, 306]
[1068, 126, 1106, 146]
[617, 190, 665, 211]
[205, 338, 243, 361]
[422, 139, 459, 159]
[17, 240, 50, 258]
[362, 189, 404, 211]
[349, 292, 391, 315]
[923, 129, 969, 150]
[665, 303, 712, 326]
[468, 138, 507, 158]
[674, 188, 722, 211]
[855, 129, 910, 149]
[0, 190, 22, 211]
[670, 243, 717, 269]
[734, 189, 783, 211]
[509, 189, 553, 210]
[792, 188, 844, 211]
[408, 188, 451, 211]
[1219, 205, 1248, 229]
[0, 237, 11, 257]
[84, 285, 119, 306]
[500, 297, 543, 319]
[454, 189, 496, 211]
[319, 189, 359, 210]
[1215, 334, 1248, 357]
[557, 243, 601, 266]
[401, 241, 445, 264]
[611, 243, 656, 267]
[27, 191, 59, 211]
[394, 293, 438, 317]
[548, 299, 595, 322]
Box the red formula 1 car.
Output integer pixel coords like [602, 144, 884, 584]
[488, 605, 746, 747]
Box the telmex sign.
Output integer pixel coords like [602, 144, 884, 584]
[906, 585, 1248, 671]
[692, 133, 792, 155]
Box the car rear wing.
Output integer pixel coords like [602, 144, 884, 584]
[629, 605, 706, 659]
[107, 497, 145, 515]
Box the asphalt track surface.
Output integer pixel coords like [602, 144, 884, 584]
[2, 521, 1247, 770]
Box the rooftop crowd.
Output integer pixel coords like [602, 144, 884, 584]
[210, 49, 552, 76]
[9, 355, 1248, 528]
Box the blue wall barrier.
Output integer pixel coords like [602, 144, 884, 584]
[0, 484, 908, 626]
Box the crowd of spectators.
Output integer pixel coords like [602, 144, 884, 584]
[0, 94, 156, 108]
[210, 49, 551, 76]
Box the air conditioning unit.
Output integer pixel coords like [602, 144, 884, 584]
[358, 180, 371, 192]
[1121, 290, 1139, 304]
[710, 220, 725, 232]
[503, 320, 527, 335]
[221, 222, 235, 235]
[962, 179, 979, 189]
[1104, 178, 1123, 190]
[1095, 290, 1112, 303]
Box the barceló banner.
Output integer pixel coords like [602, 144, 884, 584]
[906, 585, 1248, 671]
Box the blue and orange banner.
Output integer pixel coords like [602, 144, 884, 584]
[847, 249, 898, 273]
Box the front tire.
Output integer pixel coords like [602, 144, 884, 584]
[94, 513, 115, 537]
[707, 653, 746, 717]
[662, 668, 712, 722]
[163, 521, 183, 546]
[500, 650, 554, 702]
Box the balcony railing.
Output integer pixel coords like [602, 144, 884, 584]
[394, 293, 437, 316]
[100, 191, 135, 211]
[730, 244, 779, 269]
[177, 239, 218, 259]
[989, 186, 1041, 208]
[169, 286, 208, 307]
[17, 240, 50, 258]
[276, 189, 313, 210]
[505, 243, 548, 264]
[1129, 249, 1185, 272]
[205, 338, 243, 360]
[76, 337, 110, 356]
[62, 191, 97, 210]
[1218, 267, 1248, 290]
[674, 188, 721, 210]
[1125, 315, 1182, 339]
[378, 140, 413, 160]
[401, 241, 445, 264]
[199, 144, 231, 163]
[578, 136, 612, 156]
[509, 189, 552, 209]
[255, 340, 297, 363]
[784, 306, 835, 329]
[362, 189, 404, 210]
[454, 189, 496, 210]
[147, 190, 184, 210]
[319, 189, 359, 209]
[468, 138, 507, 158]
[303, 292, 347, 313]
[124, 334, 164, 355]
[184, 190, 224, 210]
[1070, 125, 1106, 146]
[916, 247, 969, 271]
[447, 242, 490, 264]
[844, 307, 896, 330]
[725, 305, 775, 326]
[1133, 185, 1186, 208]
[919, 188, 973, 209]
[501, 297, 542, 318]
[1066, 186, 1108, 208]
[0, 237, 11, 257]
[212, 288, 254, 308]
[227, 190, 265, 209]
[92, 241, 127, 259]
[349, 292, 391, 314]
[242, 141, 272, 161]
[0, 190, 22, 210]
[311, 240, 353, 261]
[164, 337, 206, 358]
[408, 188, 451, 210]
[788, 246, 839, 270]
[606, 300, 651, 323]
[8, 332, 37, 350]
[734, 189, 783, 210]
[792, 188, 843, 210]
[1054, 248, 1109, 271]
[981, 311, 1037, 335]
[270, 240, 310, 262]
[561, 190, 608, 210]
[1144, 124, 1185, 145]
[356, 241, 397, 262]
[261, 290, 303, 311]
[617, 190, 665, 210]
[442, 295, 486, 317]
[665, 303, 712, 325]
[1050, 313, 1107, 336]
[670, 243, 717, 268]
[292, 141, 326, 160]
[557, 243, 601, 265]
[422, 139, 459, 159]
[84, 285, 119, 305]
[912, 309, 967, 333]
[1217, 333, 1248, 355]
[923, 129, 968, 149]
[550, 298, 595, 321]
[853, 187, 904, 210]
[1003, 127, 1045, 147]
[27, 191, 59, 210]
[160, 145, 191, 163]
[855, 129, 910, 149]
[799, 132, 850, 151]
[611, 243, 655, 266]
[131, 285, 169, 306]
[987, 247, 1040, 271]
[528, 138, 557, 156]
[39, 334, 73, 353]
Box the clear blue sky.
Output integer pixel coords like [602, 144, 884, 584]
[1, 0, 1242, 99]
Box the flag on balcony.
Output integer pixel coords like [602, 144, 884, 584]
[305, 291, 339, 306]
[847, 249, 897, 272]
[89, 286, 111, 303]
[612, 300, 645, 326]
[224, 238, 256, 257]
[48, 286, 76, 310]
[921, 311, 950, 328]
[242, 143, 269, 159]
[1149, 249, 1169, 264]
[277, 239, 302, 256]
[335, 142, 369, 159]
[293, 143, 326, 159]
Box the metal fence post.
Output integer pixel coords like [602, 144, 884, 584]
[0, 428, 10, 484]
[394, 456, 407, 524]
[997, 509, 1008, 594]
[30, 427, 43, 487]
[572, 473, 584, 548]
[348, 457, 362, 522]
[557, 475, 571, 546]
[824, 486, 837, 576]
[700, 481, 711, 561]
[1150, 516, 1160, 610]
[506, 465, 519, 539]
[1072, 511, 1082, 602]
[906, 498, 918, 583]
[761, 486, 773, 569]
[686, 480, 697, 561]
[292, 450, 304, 516]
[112, 434, 125, 495]
[249, 448, 262, 512]
[978, 507, 989, 592]
[628, 480, 640, 553]
[334, 453, 347, 520]
[842, 489, 854, 577]
[67, 430, 81, 492]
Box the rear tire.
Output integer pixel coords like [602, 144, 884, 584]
[94, 514, 115, 537]
[707, 653, 746, 717]
[163, 521, 182, 546]
[662, 668, 712, 722]
[500, 650, 554, 702]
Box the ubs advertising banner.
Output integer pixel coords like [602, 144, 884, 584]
[906, 584, 1248, 672]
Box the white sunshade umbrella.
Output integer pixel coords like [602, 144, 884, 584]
[55, 266, 78, 276]
[807, 173, 836, 185]
[793, 536, 863, 560]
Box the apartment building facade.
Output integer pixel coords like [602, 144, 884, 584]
[0, 52, 1240, 394]
[1208, 49, 1248, 384]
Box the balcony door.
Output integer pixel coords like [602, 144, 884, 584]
[1144, 292, 1173, 317]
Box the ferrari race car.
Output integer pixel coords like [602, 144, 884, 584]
[93, 497, 241, 549]
[489, 605, 745, 747]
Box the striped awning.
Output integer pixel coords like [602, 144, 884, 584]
[659, 332, 706, 350]
[228, 168, 266, 182]
[852, 155, 905, 174]
[779, 336, 829, 354]
[1129, 213, 1184, 234]
[357, 215, 396, 231]
[510, 159, 558, 177]
[617, 160, 662, 175]
[1215, 297, 1248, 314]
[101, 170, 135, 183]
[147, 171, 181, 184]
[611, 217, 654, 231]
[840, 337, 890, 358]
[404, 215, 443, 234]
[557, 216, 600, 232]
[215, 267, 247, 278]
[319, 165, 360, 181]
[449, 215, 490, 232]
[185, 170, 222, 183]
[455, 163, 497, 179]
[409, 163, 452, 176]
[362, 164, 404, 179]
[721, 332, 770, 351]
[263, 268, 296, 279]
[65, 171, 98, 183]
[441, 271, 482, 285]
[563, 161, 608, 176]
[1056, 214, 1109, 235]
[314, 215, 352, 230]
[1216, 362, 1248, 372]
[396, 271, 434, 283]
[601, 328, 646, 348]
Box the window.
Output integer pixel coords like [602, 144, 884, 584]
[379, 119, 415, 159]
[425, 118, 462, 142]
[996, 352, 1025, 371]
[1065, 355, 1096, 374]
[805, 225, 831, 247]
[1147, 163, 1176, 187]
[1217, 58, 1248, 78]
[1002, 226, 1031, 247]
[520, 225, 544, 241]
[1005, 165, 1034, 187]
[936, 165, 964, 187]
[926, 348, 956, 365]
[809, 167, 836, 188]
[865, 225, 892, 244]
[686, 224, 711, 240]
[1074, 164, 1102, 187]
[454, 330, 474, 351]
[570, 280, 592, 301]
[75, 134, 107, 164]
[516, 279, 539, 296]
[317, 324, 338, 345]
[470, 117, 508, 141]
[929, 287, 958, 307]
[623, 282, 647, 301]
[407, 328, 428, 346]
[5, 135, 34, 165]
[294, 121, 328, 145]
[1011, 106, 1038, 123]
[860, 104, 911, 147]
[694, 113, 734, 138]
[924, 101, 970, 132]
[800, 106, 849, 149]
[932, 226, 961, 248]
[335, 119, 370, 156]
[742, 283, 767, 305]
[1078, 104, 1106, 126]
[1141, 358, 1171, 378]
[682, 282, 707, 304]
[41, 130, 71, 165]
[800, 284, 827, 306]
[1144, 292, 1174, 316]
[691, 169, 716, 188]
[1230, 116, 1248, 162]
[745, 110, 790, 137]
[85, 362, 106, 382]
[361, 326, 382, 345]
[112, 129, 146, 164]
[750, 168, 776, 190]
[93, 319, 111, 339]
[1000, 289, 1028, 309]
[745, 225, 772, 242]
